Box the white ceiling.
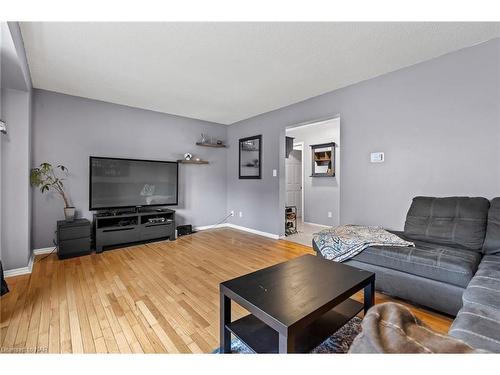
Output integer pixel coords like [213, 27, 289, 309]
[20, 22, 500, 125]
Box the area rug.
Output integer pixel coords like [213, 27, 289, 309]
[213, 316, 362, 354]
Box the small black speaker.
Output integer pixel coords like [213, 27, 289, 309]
[177, 224, 193, 237]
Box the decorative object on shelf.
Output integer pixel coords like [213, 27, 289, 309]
[200, 133, 208, 144]
[184, 152, 193, 161]
[195, 157, 201, 162]
[310, 142, 336, 177]
[30, 162, 76, 221]
[239, 135, 262, 179]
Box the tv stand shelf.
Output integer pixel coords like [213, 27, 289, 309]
[93, 209, 175, 252]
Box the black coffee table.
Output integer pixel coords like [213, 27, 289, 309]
[219, 254, 375, 353]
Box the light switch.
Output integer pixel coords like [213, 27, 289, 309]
[272, 169, 277, 177]
[370, 152, 385, 163]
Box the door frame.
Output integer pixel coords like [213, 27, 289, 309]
[281, 115, 340, 236]
[292, 142, 305, 223]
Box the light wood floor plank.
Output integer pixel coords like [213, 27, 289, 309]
[1, 228, 453, 353]
[48, 256, 60, 353]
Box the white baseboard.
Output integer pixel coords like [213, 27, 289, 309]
[196, 223, 280, 239]
[4, 253, 34, 278]
[33, 246, 56, 255]
[4, 247, 56, 278]
[194, 224, 220, 231]
[303, 221, 331, 228]
[223, 223, 280, 240]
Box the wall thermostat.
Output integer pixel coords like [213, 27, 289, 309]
[370, 152, 384, 163]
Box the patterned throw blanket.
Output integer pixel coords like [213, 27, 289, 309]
[313, 225, 414, 262]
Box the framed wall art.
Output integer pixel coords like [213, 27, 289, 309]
[239, 135, 262, 179]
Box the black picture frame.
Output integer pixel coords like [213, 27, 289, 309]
[239, 135, 262, 179]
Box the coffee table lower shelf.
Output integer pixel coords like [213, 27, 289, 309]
[225, 298, 363, 353]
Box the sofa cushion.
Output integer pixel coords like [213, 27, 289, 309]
[448, 255, 500, 352]
[449, 304, 500, 352]
[462, 255, 500, 310]
[483, 197, 500, 255]
[404, 196, 490, 251]
[475, 255, 500, 274]
[351, 239, 481, 288]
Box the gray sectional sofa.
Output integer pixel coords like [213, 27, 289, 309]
[348, 196, 498, 316]
[315, 196, 500, 352]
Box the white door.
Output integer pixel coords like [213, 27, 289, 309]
[286, 149, 302, 217]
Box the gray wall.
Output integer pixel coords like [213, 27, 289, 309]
[1, 22, 33, 271]
[1, 88, 32, 269]
[227, 38, 500, 236]
[0, 24, 3, 264]
[32, 89, 227, 249]
[286, 118, 340, 226]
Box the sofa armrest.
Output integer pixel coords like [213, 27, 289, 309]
[349, 303, 484, 353]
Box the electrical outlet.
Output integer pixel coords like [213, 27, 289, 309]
[239, 211, 243, 218]
[328, 212, 332, 218]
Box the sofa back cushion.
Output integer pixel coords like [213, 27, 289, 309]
[404, 197, 490, 251]
[483, 197, 500, 255]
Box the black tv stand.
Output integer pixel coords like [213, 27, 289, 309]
[93, 208, 175, 253]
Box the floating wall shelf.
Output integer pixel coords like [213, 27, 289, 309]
[177, 160, 209, 165]
[196, 142, 227, 148]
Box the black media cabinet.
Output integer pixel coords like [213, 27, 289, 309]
[93, 209, 175, 252]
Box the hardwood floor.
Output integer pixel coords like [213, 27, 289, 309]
[0, 228, 452, 353]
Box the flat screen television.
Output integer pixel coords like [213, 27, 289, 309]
[89, 156, 178, 210]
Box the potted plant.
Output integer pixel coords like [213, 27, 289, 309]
[30, 162, 75, 221]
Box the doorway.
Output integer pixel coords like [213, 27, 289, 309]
[283, 117, 340, 246]
[285, 142, 303, 221]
